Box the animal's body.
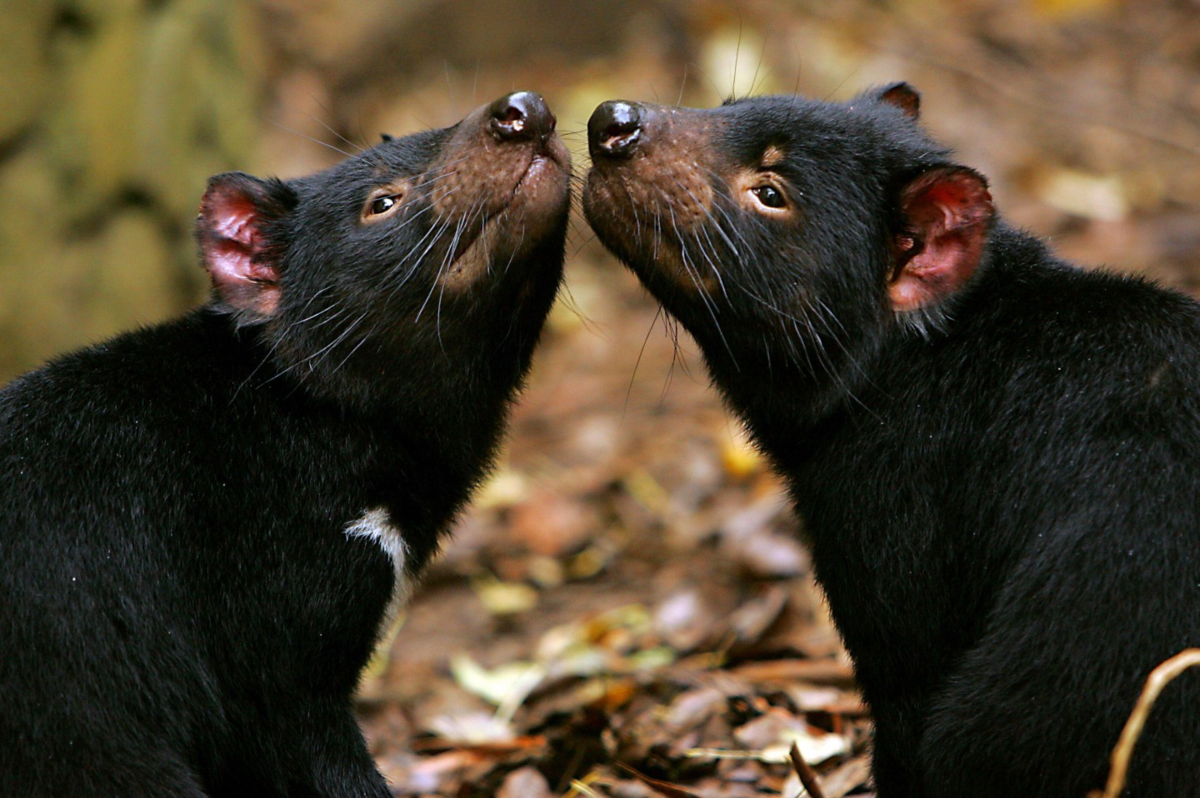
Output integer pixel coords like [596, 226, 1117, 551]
[583, 85, 1200, 797]
[0, 91, 570, 797]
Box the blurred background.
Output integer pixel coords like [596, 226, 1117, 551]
[3, 0, 1199, 379]
[3, 0, 1198, 795]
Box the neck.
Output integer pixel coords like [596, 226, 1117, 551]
[696, 315, 884, 461]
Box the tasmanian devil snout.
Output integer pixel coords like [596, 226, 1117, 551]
[588, 100, 644, 158]
[0, 92, 569, 797]
[583, 85, 1200, 798]
[487, 90, 557, 143]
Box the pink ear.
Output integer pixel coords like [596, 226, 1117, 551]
[197, 173, 291, 318]
[888, 166, 993, 313]
[877, 82, 921, 120]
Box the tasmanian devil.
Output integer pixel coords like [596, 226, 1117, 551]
[0, 91, 570, 797]
[583, 85, 1200, 797]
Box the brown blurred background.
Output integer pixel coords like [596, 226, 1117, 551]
[2, 1, 1199, 792]
[2, 0, 1198, 381]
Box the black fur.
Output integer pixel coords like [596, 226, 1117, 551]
[0, 93, 570, 797]
[584, 87, 1200, 797]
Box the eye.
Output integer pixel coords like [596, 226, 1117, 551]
[751, 184, 786, 210]
[369, 195, 398, 215]
[361, 186, 407, 223]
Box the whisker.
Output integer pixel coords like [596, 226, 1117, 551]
[665, 196, 738, 371]
[500, 225, 524, 276]
[434, 202, 487, 348]
[306, 97, 366, 154]
[557, 281, 606, 339]
[417, 192, 488, 326]
[623, 304, 663, 421]
[748, 40, 769, 98]
[268, 119, 354, 159]
[403, 214, 458, 311]
[383, 205, 451, 286]
[677, 63, 690, 106]
[310, 311, 372, 373]
[668, 177, 735, 298]
[731, 19, 744, 101]
[326, 316, 376, 377]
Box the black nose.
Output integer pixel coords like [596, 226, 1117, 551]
[487, 91, 556, 143]
[588, 101, 644, 159]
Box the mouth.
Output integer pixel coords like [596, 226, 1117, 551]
[582, 100, 726, 299]
[584, 162, 721, 297]
[439, 141, 571, 289]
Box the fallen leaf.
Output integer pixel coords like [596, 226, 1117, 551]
[425, 711, 515, 745]
[731, 659, 856, 688]
[472, 576, 539, 616]
[449, 654, 545, 709]
[497, 765, 554, 798]
[729, 586, 789, 645]
[654, 589, 716, 652]
[818, 756, 874, 798]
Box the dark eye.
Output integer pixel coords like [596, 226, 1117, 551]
[362, 184, 408, 223]
[369, 195, 398, 215]
[752, 185, 786, 209]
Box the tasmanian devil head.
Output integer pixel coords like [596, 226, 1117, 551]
[197, 91, 572, 409]
[583, 84, 994, 415]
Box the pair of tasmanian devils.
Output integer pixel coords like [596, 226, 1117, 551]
[0, 82, 1196, 797]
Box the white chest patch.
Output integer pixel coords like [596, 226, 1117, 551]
[344, 507, 412, 631]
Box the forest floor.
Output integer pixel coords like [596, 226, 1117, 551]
[357, 242, 873, 798]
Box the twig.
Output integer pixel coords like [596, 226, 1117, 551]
[1089, 648, 1200, 798]
[788, 741, 827, 798]
[616, 762, 701, 798]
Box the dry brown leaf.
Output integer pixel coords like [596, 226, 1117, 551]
[731, 659, 856, 688]
[728, 586, 789, 645]
[818, 756, 874, 798]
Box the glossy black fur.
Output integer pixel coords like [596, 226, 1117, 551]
[0, 99, 568, 797]
[584, 90, 1200, 796]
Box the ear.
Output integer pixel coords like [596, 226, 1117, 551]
[876, 82, 920, 120]
[196, 172, 297, 319]
[888, 166, 993, 313]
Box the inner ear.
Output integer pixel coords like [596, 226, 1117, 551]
[877, 82, 920, 120]
[888, 166, 993, 314]
[197, 173, 296, 319]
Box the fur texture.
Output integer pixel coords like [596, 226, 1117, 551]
[584, 86, 1200, 797]
[0, 92, 570, 797]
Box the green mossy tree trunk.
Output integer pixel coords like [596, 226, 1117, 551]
[0, 0, 263, 380]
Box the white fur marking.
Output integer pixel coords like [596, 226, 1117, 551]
[344, 507, 412, 631]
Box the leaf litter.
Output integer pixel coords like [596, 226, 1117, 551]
[355, 253, 873, 798]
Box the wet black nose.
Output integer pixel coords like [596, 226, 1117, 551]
[588, 101, 644, 159]
[487, 91, 556, 143]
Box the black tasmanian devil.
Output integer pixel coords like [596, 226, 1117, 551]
[583, 84, 1200, 797]
[0, 91, 570, 797]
